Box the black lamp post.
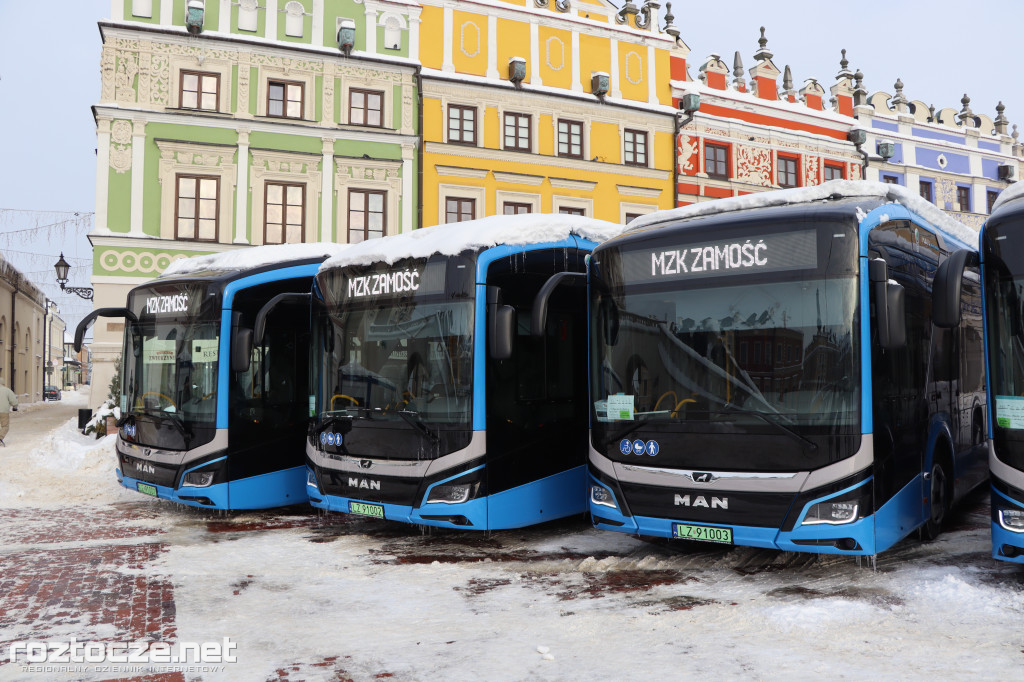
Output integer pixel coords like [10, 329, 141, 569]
[54, 253, 94, 300]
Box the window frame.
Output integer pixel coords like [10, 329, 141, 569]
[988, 190, 1000, 214]
[503, 112, 532, 152]
[823, 163, 845, 182]
[919, 180, 934, 203]
[447, 104, 478, 146]
[503, 202, 532, 215]
[777, 155, 800, 189]
[956, 186, 972, 213]
[623, 129, 648, 167]
[263, 181, 306, 244]
[174, 174, 220, 242]
[179, 70, 220, 112]
[704, 142, 730, 180]
[558, 207, 586, 216]
[347, 189, 388, 243]
[446, 197, 476, 223]
[557, 119, 584, 159]
[267, 79, 305, 120]
[349, 88, 385, 128]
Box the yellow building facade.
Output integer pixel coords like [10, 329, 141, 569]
[419, 0, 686, 225]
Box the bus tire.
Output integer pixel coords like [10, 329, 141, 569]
[920, 454, 951, 541]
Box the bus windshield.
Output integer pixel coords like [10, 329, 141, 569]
[590, 219, 861, 463]
[124, 283, 220, 450]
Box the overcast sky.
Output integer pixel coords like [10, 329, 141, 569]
[0, 0, 1019, 324]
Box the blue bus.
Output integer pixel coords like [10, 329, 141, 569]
[305, 214, 622, 530]
[583, 182, 987, 555]
[973, 185, 1024, 562]
[75, 245, 344, 510]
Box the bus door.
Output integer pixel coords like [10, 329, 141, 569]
[484, 252, 589, 524]
[954, 273, 988, 493]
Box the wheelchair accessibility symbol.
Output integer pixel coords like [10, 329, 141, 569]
[619, 439, 632, 455]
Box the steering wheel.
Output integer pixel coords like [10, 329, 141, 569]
[330, 394, 359, 410]
[139, 391, 178, 411]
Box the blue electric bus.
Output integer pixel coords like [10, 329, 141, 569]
[75, 245, 345, 510]
[973, 185, 1024, 562]
[582, 182, 987, 555]
[305, 214, 622, 530]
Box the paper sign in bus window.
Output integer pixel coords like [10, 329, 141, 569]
[606, 394, 635, 421]
[192, 340, 219, 363]
[996, 396, 1024, 429]
[143, 339, 175, 364]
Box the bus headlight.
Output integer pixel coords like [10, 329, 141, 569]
[998, 509, 1024, 533]
[306, 469, 319, 490]
[591, 485, 618, 509]
[803, 501, 859, 525]
[183, 471, 215, 488]
[427, 481, 480, 504]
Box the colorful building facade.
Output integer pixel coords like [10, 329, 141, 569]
[90, 0, 421, 400]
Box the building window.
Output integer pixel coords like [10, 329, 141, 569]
[175, 175, 219, 241]
[503, 202, 532, 215]
[558, 120, 584, 159]
[350, 89, 384, 127]
[268, 80, 303, 119]
[624, 129, 648, 167]
[956, 186, 971, 212]
[559, 207, 585, 216]
[504, 113, 531, 152]
[624, 213, 643, 223]
[824, 163, 844, 181]
[446, 197, 475, 223]
[180, 71, 219, 111]
[988, 190, 1001, 214]
[920, 180, 933, 203]
[348, 190, 386, 243]
[265, 182, 305, 244]
[882, 175, 899, 185]
[705, 142, 729, 180]
[448, 105, 477, 145]
[777, 156, 799, 188]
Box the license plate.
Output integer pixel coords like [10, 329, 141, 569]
[349, 501, 385, 519]
[137, 483, 158, 497]
[673, 523, 733, 544]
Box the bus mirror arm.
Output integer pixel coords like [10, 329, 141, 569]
[74, 308, 137, 353]
[254, 292, 311, 346]
[932, 250, 979, 329]
[531, 272, 586, 338]
[232, 328, 253, 373]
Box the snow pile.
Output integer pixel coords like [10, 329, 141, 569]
[991, 180, 1024, 213]
[626, 179, 979, 248]
[320, 214, 627, 270]
[162, 243, 351, 277]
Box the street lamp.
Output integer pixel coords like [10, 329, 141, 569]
[54, 253, 94, 300]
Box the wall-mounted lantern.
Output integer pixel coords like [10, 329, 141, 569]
[877, 141, 896, 162]
[591, 72, 610, 99]
[185, 0, 205, 35]
[509, 57, 526, 88]
[338, 19, 356, 56]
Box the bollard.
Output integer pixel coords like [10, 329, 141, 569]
[78, 409, 93, 431]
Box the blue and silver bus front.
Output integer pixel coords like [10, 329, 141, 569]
[307, 254, 484, 528]
[587, 211, 878, 554]
[115, 281, 229, 508]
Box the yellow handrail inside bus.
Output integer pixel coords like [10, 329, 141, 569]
[331, 394, 359, 410]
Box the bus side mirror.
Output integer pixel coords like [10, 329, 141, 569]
[232, 327, 253, 372]
[870, 258, 906, 350]
[933, 249, 979, 329]
[487, 286, 515, 360]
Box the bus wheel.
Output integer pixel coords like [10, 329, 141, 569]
[920, 459, 950, 541]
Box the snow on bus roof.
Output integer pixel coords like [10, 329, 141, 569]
[992, 180, 1024, 214]
[626, 179, 979, 249]
[319, 214, 626, 270]
[161, 243, 351, 277]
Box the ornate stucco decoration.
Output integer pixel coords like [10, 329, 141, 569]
[735, 145, 772, 187]
[546, 37, 565, 71]
[109, 120, 135, 174]
[460, 22, 481, 58]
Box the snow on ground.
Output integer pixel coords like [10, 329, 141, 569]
[0, 388, 134, 509]
[2, 399, 1024, 680]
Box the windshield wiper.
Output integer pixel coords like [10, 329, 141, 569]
[719, 403, 818, 453]
[396, 409, 439, 445]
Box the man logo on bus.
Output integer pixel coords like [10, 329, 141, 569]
[692, 472, 716, 483]
[674, 494, 728, 509]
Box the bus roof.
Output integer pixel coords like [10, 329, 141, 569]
[319, 213, 626, 271]
[159, 243, 350, 279]
[625, 179, 977, 250]
[991, 180, 1024, 215]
